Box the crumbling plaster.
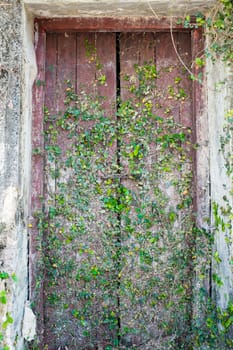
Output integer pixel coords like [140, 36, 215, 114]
[0, 0, 232, 348]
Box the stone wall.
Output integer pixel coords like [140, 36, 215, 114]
[0, 0, 232, 349]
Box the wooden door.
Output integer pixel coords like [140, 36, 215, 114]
[32, 27, 195, 350]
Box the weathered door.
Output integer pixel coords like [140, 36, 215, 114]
[32, 27, 196, 350]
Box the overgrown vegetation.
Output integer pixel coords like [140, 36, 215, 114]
[34, 57, 197, 348]
[0, 1, 231, 349]
[183, 0, 233, 64]
[28, 3, 233, 347]
[193, 107, 233, 349]
[202, 0, 233, 63]
[187, 0, 233, 348]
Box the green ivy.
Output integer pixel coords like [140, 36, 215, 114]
[184, 0, 233, 64]
[31, 17, 233, 346]
[0, 272, 15, 350]
[32, 57, 199, 349]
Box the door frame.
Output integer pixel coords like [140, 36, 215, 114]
[31, 16, 204, 340]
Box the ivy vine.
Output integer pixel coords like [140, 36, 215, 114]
[29, 3, 233, 348]
[0, 272, 15, 350]
[32, 54, 199, 349]
[183, 0, 233, 64]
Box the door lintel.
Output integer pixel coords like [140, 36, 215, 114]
[35, 16, 199, 32]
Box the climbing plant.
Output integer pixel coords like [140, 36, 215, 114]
[200, 0, 232, 63]
[192, 108, 233, 349]
[32, 52, 198, 349]
[177, 3, 233, 348]
[182, 0, 233, 64]
[30, 5, 233, 346]
[0, 272, 15, 350]
[173, 113, 233, 349]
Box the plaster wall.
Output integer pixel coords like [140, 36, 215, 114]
[207, 60, 233, 308]
[0, 2, 28, 349]
[0, 0, 232, 348]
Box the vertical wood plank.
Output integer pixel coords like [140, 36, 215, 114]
[44, 33, 58, 207]
[43, 32, 118, 348]
[192, 27, 206, 222]
[76, 32, 96, 94]
[177, 31, 192, 128]
[155, 32, 181, 122]
[43, 32, 77, 347]
[57, 32, 77, 108]
[76, 32, 116, 112]
[119, 32, 159, 347]
[120, 32, 155, 100]
[119, 31, 194, 347]
[45, 33, 57, 116]
[96, 32, 116, 113]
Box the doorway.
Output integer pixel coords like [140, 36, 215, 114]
[31, 21, 199, 350]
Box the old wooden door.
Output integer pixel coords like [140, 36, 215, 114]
[32, 21, 200, 350]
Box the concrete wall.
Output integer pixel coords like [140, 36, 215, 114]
[0, 2, 28, 349]
[0, 0, 232, 348]
[24, 0, 216, 17]
[207, 59, 233, 308]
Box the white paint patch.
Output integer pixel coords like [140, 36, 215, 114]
[0, 186, 18, 228]
[22, 301, 37, 341]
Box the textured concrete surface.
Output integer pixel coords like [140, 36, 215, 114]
[24, 0, 217, 17]
[0, 2, 28, 349]
[207, 59, 233, 309]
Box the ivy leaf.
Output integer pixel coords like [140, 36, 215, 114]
[213, 251, 222, 264]
[213, 273, 224, 287]
[168, 211, 177, 223]
[36, 79, 45, 87]
[0, 290, 7, 304]
[0, 272, 9, 280]
[49, 207, 57, 219]
[2, 313, 13, 329]
[195, 57, 205, 67]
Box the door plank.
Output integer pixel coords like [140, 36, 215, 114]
[119, 32, 160, 347]
[44, 32, 78, 346]
[155, 32, 181, 123]
[176, 31, 192, 128]
[43, 32, 119, 349]
[118, 32, 194, 348]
